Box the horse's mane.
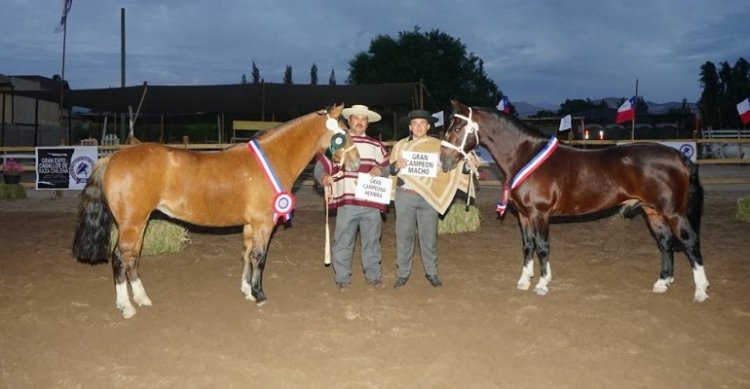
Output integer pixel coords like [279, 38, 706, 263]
[475, 106, 548, 139]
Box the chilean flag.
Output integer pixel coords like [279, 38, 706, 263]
[737, 97, 750, 125]
[615, 96, 635, 124]
[497, 96, 511, 114]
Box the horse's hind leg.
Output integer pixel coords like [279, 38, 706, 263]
[667, 215, 709, 302]
[113, 221, 151, 318]
[643, 212, 676, 294]
[240, 225, 256, 301]
[240, 223, 272, 306]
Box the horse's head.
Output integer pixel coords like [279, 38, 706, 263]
[322, 104, 360, 172]
[440, 100, 480, 171]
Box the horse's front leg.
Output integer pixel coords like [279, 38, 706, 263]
[516, 215, 536, 291]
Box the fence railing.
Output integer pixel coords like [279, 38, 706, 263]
[2, 138, 749, 187]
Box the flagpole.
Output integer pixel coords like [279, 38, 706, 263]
[60, 20, 66, 111]
[632, 79, 638, 140]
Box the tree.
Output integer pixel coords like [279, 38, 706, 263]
[698, 58, 749, 129]
[283, 65, 293, 84]
[328, 69, 336, 85]
[558, 98, 606, 115]
[251, 61, 260, 84]
[699, 61, 720, 129]
[310, 64, 318, 85]
[347, 27, 501, 113]
[241, 74, 247, 84]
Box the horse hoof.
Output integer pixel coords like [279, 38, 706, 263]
[121, 306, 136, 319]
[256, 299, 267, 307]
[534, 286, 549, 296]
[134, 295, 152, 307]
[517, 280, 531, 291]
[694, 291, 709, 302]
[244, 293, 256, 302]
[652, 278, 673, 293]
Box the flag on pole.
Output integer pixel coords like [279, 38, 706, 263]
[558, 114, 572, 132]
[615, 96, 635, 124]
[55, 0, 73, 33]
[737, 97, 750, 125]
[431, 111, 444, 127]
[497, 96, 511, 114]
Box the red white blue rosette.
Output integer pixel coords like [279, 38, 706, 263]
[273, 191, 295, 224]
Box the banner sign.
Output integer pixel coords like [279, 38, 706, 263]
[660, 141, 697, 163]
[401, 151, 439, 178]
[35, 146, 98, 190]
[354, 173, 393, 204]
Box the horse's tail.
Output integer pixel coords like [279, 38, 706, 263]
[72, 157, 113, 264]
[686, 159, 703, 235]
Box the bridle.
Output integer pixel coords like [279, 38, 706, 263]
[325, 114, 357, 173]
[440, 107, 480, 159]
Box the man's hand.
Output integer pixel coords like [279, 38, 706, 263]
[320, 174, 333, 186]
[369, 167, 382, 177]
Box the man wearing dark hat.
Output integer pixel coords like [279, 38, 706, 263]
[389, 109, 444, 288]
[314, 104, 390, 291]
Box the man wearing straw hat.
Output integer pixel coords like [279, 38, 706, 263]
[314, 104, 390, 291]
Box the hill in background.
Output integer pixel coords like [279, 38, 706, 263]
[515, 98, 697, 117]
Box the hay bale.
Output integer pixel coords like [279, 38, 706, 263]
[439, 202, 482, 234]
[111, 219, 190, 256]
[737, 196, 750, 223]
[0, 184, 27, 200]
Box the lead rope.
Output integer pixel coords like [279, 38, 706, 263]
[464, 151, 480, 207]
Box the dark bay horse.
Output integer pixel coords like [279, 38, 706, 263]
[72, 104, 360, 318]
[440, 100, 708, 302]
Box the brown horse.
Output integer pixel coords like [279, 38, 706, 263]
[72, 104, 360, 318]
[440, 100, 708, 302]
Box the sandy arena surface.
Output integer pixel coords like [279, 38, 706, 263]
[1, 164, 749, 388]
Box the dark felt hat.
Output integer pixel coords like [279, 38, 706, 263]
[402, 109, 438, 125]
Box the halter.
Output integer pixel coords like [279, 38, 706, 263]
[326, 114, 356, 175]
[440, 107, 480, 159]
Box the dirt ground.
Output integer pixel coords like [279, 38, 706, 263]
[1, 166, 749, 388]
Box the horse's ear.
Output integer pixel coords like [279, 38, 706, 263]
[450, 99, 463, 111]
[328, 103, 344, 118]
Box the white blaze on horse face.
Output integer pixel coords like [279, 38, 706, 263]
[693, 265, 709, 302]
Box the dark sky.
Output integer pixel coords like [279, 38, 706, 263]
[2, 0, 748, 105]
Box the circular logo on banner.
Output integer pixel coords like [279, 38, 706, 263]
[69, 156, 96, 184]
[679, 143, 695, 159]
[273, 191, 296, 222]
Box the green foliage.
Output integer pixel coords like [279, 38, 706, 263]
[0, 183, 27, 200]
[699, 57, 749, 129]
[557, 99, 607, 115]
[111, 219, 190, 256]
[438, 202, 482, 234]
[252, 61, 260, 83]
[738, 196, 750, 223]
[347, 27, 501, 113]
[283, 65, 293, 84]
[310, 63, 318, 85]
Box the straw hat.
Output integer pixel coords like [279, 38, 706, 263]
[342, 104, 382, 123]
